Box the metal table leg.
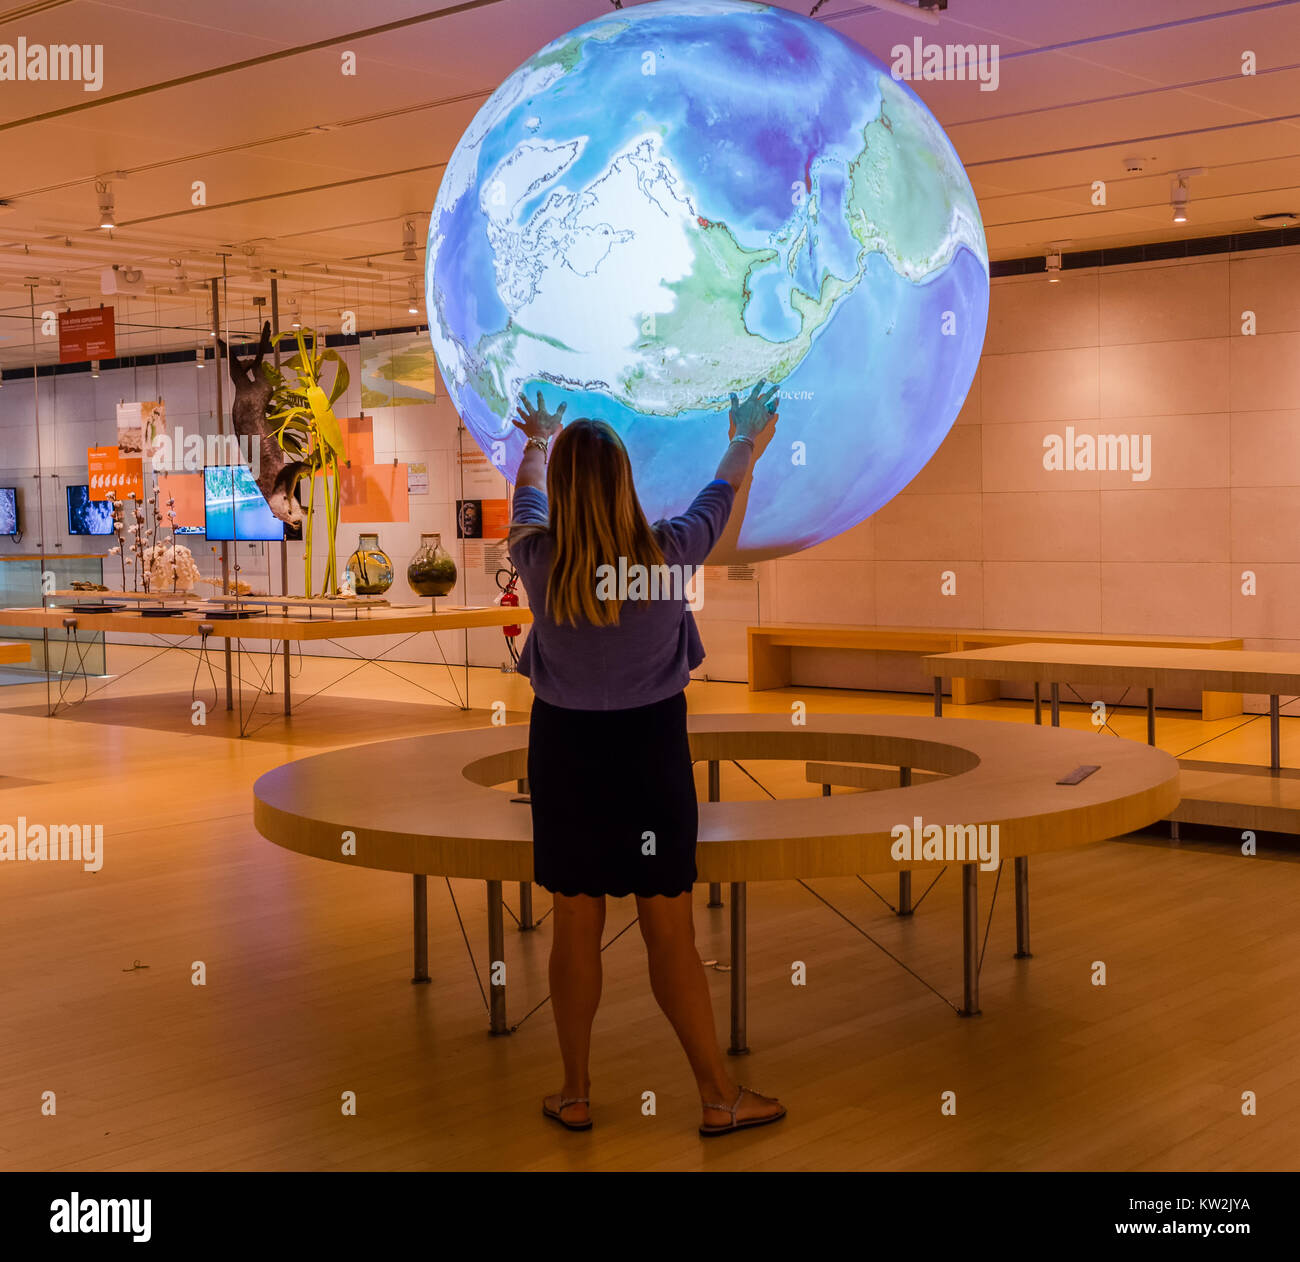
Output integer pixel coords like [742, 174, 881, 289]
[411, 875, 431, 984]
[1050, 682, 1060, 727]
[514, 776, 536, 931]
[897, 766, 913, 916]
[1146, 687, 1155, 746]
[283, 639, 291, 716]
[707, 760, 723, 908]
[487, 879, 509, 1036]
[1033, 681, 1041, 725]
[1013, 856, 1031, 958]
[728, 881, 749, 1055]
[960, 863, 981, 1017]
[933, 676, 943, 717]
[1270, 695, 1281, 774]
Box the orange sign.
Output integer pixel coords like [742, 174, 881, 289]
[456, 498, 508, 539]
[156, 471, 204, 531]
[338, 416, 374, 466]
[338, 464, 410, 524]
[87, 445, 143, 501]
[59, 307, 116, 363]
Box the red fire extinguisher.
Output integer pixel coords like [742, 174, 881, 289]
[500, 588, 521, 639]
[497, 568, 522, 662]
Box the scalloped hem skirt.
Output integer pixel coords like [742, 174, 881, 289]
[527, 690, 698, 899]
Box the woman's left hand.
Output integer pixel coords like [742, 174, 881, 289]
[513, 390, 567, 441]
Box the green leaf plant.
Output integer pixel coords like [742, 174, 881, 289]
[259, 329, 351, 597]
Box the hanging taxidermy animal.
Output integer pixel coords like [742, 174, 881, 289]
[219, 322, 307, 527]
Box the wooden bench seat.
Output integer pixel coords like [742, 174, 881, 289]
[804, 760, 945, 793]
[748, 623, 1244, 719]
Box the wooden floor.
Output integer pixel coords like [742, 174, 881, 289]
[0, 649, 1297, 1171]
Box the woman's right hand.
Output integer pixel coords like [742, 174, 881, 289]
[729, 380, 781, 442]
[514, 390, 567, 441]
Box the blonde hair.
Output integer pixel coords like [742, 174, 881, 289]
[517, 419, 666, 627]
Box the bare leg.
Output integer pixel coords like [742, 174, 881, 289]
[544, 892, 605, 1127]
[636, 891, 784, 1130]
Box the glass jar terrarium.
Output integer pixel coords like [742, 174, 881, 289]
[346, 532, 394, 595]
[408, 532, 457, 598]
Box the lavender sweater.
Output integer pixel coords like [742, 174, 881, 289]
[508, 479, 735, 711]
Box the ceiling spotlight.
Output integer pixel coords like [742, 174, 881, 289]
[90, 359, 100, 378]
[1169, 168, 1205, 226]
[96, 180, 115, 230]
[1046, 248, 1063, 282]
[402, 220, 418, 263]
[407, 279, 420, 315]
[290, 302, 301, 329]
[1171, 180, 1189, 224]
[196, 346, 205, 369]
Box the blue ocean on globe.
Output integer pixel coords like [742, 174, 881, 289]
[427, 0, 989, 563]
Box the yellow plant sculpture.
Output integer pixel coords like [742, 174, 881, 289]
[262, 329, 350, 596]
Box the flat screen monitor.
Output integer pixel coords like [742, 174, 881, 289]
[203, 465, 284, 542]
[0, 487, 17, 535]
[66, 485, 114, 536]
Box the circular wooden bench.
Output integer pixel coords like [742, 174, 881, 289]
[253, 713, 1179, 1045]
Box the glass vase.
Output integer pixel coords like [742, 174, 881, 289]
[346, 532, 394, 595]
[407, 532, 457, 597]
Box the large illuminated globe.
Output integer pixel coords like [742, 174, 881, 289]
[427, 0, 988, 563]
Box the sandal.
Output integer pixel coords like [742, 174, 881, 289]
[699, 1086, 786, 1137]
[542, 1095, 592, 1132]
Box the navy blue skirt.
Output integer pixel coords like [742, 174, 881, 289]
[527, 690, 698, 898]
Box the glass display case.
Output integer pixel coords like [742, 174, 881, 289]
[0, 554, 106, 679]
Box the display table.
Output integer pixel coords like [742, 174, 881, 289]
[253, 713, 1178, 1045]
[0, 602, 531, 734]
[926, 643, 1300, 833]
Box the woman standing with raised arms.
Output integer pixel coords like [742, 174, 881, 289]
[508, 382, 787, 1137]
